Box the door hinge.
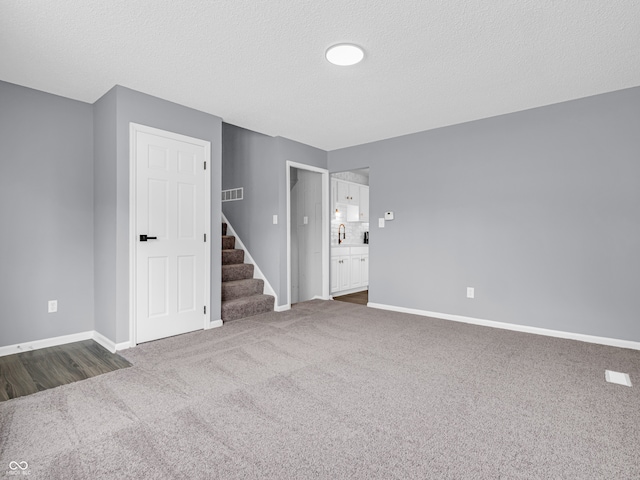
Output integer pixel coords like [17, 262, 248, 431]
[204, 306, 206, 314]
[204, 233, 207, 242]
[204, 161, 207, 170]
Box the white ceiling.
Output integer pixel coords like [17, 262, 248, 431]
[1, 1, 639, 151]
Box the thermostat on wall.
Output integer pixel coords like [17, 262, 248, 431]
[384, 211, 394, 220]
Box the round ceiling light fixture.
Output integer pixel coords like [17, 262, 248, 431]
[325, 43, 364, 66]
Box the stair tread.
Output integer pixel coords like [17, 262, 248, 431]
[222, 293, 273, 306]
[221, 294, 274, 321]
[222, 278, 262, 286]
[221, 263, 254, 281]
[221, 277, 264, 301]
[222, 263, 253, 270]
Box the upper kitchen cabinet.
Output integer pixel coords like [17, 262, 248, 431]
[332, 178, 369, 223]
[336, 180, 360, 206]
[359, 185, 369, 222]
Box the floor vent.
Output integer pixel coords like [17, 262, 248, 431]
[605, 370, 632, 387]
[222, 187, 243, 202]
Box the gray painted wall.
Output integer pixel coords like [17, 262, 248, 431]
[111, 86, 223, 343]
[93, 87, 117, 341]
[0, 81, 94, 347]
[328, 86, 640, 342]
[222, 125, 327, 306]
[222, 125, 280, 301]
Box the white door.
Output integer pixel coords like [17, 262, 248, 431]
[298, 170, 323, 302]
[133, 125, 210, 344]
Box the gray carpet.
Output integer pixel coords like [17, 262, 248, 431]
[1, 300, 639, 479]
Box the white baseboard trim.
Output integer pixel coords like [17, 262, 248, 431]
[0, 331, 94, 357]
[332, 286, 368, 296]
[92, 332, 132, 353]
[278, 296, 328, 311]
[0, 322, 225, 357]
[92, 331, 117, 353]
[367, 302, 640, 351]
[115, 341, 132, 351]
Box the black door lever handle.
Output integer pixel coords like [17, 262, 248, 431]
[139, 235, 158, 242]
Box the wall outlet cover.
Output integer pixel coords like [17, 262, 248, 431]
[466, 287, 475, 299]
[378, 218, 385, 228]
[48, 300, 58, 313]
[272, 214, 278, 225]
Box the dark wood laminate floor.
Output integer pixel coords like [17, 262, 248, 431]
[0, 340, 131, 402]
[333, 290, 368, 306]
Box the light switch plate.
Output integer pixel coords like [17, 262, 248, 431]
[303, 216, 308, 225]
[272, 215, 278, 225]
[378, 218, 385, 228]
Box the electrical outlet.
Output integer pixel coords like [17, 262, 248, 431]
[466, 287, 474, 299]
[378, 218, 385, 228]
[272, 214, 278, 225]
[48, 300, 58, 313]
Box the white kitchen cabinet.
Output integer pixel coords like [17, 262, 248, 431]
[331, 178, 339, 208]
[361, 254, 369, 286]
[359, 185, 369, 222]
[350, 255, 362, 287]
[330, 255, 339, 292]
[335, 179, 360, 206]
[331, 255, 350, 292]
[332, 179, 369, 223]
[331, 246, 369, 294]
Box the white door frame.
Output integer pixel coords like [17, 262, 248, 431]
[129, 123, 211, 346]
[286, 161, 330, 309]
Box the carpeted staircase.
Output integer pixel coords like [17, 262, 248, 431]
[221, 222, 275, 321]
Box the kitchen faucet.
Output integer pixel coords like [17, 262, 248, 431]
[338, 224, 346, 244]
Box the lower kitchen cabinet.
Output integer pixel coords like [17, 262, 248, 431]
[331, 247, 369, 295]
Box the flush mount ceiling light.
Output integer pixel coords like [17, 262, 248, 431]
[325, 44, 364, 66]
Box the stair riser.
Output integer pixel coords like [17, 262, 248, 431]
[222, 264, 254, 282]
[222, 279, 264, 301]
[222, 249, 244, 265]
[222, 236, 235, 249]
[222, 296, 274, 321]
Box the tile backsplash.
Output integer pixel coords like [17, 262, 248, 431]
[332, 210, 369, 245]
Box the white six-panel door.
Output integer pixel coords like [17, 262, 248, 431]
[132, 125, 210, 344]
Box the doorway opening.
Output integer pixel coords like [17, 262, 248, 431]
[330, 168, 370, 304]
[286, 162, 329, 307]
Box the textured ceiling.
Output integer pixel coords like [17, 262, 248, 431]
[1, 1, 639, 150]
